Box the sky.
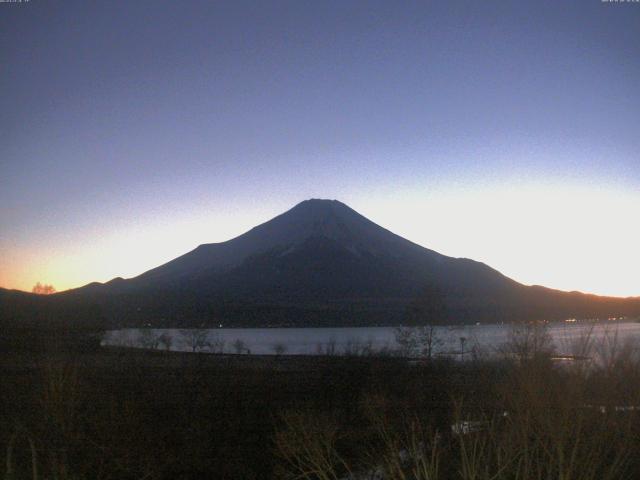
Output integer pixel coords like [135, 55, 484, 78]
[1, 0, 639, 297]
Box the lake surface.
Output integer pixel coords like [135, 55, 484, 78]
[103, 321, 640, 360]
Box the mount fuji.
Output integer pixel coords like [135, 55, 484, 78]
[3, 199, 639, 328]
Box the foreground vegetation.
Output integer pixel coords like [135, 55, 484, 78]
[1, 324, 640, 479]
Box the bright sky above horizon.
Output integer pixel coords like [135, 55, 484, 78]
[1, 0, 639, 297]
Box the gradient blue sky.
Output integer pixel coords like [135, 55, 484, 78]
[1, 0, 639, 296]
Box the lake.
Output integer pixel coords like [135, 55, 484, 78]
[103, 321, 640, 360]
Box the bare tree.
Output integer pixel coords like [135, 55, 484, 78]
[396, 286, 446, 359]
[459, 336, 467, 361]
[418, 325, 444, 360]
[179, 329, 210, 353]
[316, 337, 339, 356]
[325, 337, 337, 356]
[273, 343, 287, 356]
[209, 335, 225, 354]
[394, 326, 419, 357]
[395, 325, 443, 359]
[233, 338, 246, 354]
[158, 332, 173, 351]
[343, 338, 362, 356]
[32, 282, 56, 295]
[137, 329, 160, 349]
[504, 322, 555, 362]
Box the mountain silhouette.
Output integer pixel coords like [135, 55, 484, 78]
[119, 199, 515, 297]
[3, 199, 639, 328]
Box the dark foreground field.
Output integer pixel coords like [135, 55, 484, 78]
[2, 342, 640, 480]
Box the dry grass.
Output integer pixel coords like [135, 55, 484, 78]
[2, 328, 640, 480]
[274, 330, 640, 480]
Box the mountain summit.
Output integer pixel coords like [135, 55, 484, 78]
[45, 199, 640, 327]
[134, 198, 443, 287]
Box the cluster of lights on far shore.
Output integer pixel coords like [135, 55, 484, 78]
[563, 316, 628, 323]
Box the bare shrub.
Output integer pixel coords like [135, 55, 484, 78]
[209, 334, 225, 354]
[179, 329, 210, 353]
[274, 411, 350, 480]
[467, 335, 487, 362]
[4, 425, 39, 480]
[137, 328, 160, 350]
[394, 326, 419, 357]
[566, 322, 597, 359]
[274, 357, 635, 480]
[316, 338, 339, 356]
[494, 384, 630, 480]
[594, 326, 640, 375]
[363, 395, 441, 480]
[419, 326, 443, 360]
[343, 337, 374, 357]
[158, 332, 173, 351]
[38, 359, 82, 478]
[503, 321, 555, 363]
[394, 326, 443, 359]
[233, 338, 247, 354]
